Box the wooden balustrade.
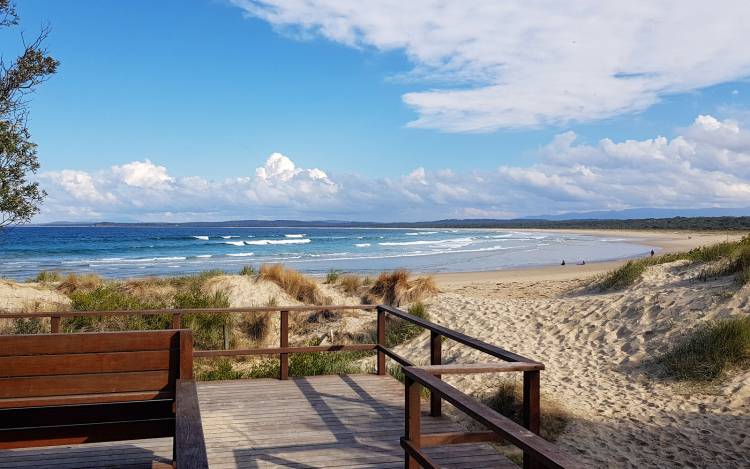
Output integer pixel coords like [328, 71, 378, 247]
[3, 303, 579, 468]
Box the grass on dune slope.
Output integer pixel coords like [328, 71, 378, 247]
[599, 234, 750, 290]
[657, 316, 750, 382]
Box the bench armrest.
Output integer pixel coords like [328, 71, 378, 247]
[175, 379, 209, 469]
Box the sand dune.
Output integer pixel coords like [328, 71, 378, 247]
[396, 259, 750, 468]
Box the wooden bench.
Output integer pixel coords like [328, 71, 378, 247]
[0, 329, 208, 468]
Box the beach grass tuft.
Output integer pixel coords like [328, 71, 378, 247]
[336, 274, 363, 295]
[480, 379, 569, 442]
[366, 270, 438, 306]
[657, 316, 750, 382]
[57, 273, 104, 294]
[33, 270, 61, 283]
[384, 301, 429, 348]
[239, 265, 256, 276]
[324, 269, 342, 284]
[258, 263, 331, 305]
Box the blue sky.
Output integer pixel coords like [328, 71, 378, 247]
[6, 1, 750, 221]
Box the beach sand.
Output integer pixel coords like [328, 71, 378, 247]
[397, 229, 750, 467]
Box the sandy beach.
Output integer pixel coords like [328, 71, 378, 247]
[402, 229, 750, 467]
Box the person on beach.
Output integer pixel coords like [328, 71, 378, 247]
[650, 249, 655, 257]
[561, 260, 566, 266]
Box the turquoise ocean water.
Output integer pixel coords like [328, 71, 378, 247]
[0, 226, 656, 280]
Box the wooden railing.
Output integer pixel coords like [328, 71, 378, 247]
[3, 304, 580, 468]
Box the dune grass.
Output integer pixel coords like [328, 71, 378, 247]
[324, 269, 342, 284]
[259, 264, 331, 304]
[239, 265, 256, 276]
[385, 301, 429, 347]
[657, 316, 750, 382]
[336, 274, 363, 295]
[365, 270, 438, 306]
[480, 379, 569, 442]
[198, 301, 431, 381]
[64, 278, 232, 349]
[56, 273, 104, 294]
[599, 234, 750, 290]
[32, 270, 61, 283]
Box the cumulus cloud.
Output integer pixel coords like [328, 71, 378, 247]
[35, 116, 750, 222]
[112, 159, 174, 189]
[231, 0, 750, 132]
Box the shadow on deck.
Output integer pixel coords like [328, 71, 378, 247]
[0, 375, 513, 469]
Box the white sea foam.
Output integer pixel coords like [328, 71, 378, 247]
[224, 241, 245, 246]
[285, 234, 305, 238]
[379, 237, 474, 248]
[405, 231, 438, 235]
[245, 238, 311, 245]
[221, 236, 239, 239]
[195, 254, 212, 258]
[355, 243, 371, 247]
[227, 252, 255, 257]
[193, 236, 209, 240]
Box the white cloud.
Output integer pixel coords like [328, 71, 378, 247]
[35, 116, 750, 221]
[231, 0, 750, 132]
[112, 159, 174, 189]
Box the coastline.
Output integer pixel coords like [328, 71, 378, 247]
[432, 229, 744, 286]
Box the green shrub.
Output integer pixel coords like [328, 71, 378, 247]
[68, 284, 167, 312]
[196, 358, 245, 381]
[33, 270, 61, 283]
[239, 265, 256, 276]
[245, 350, 369, 378]
[12, 318, 44, 334]
[657, 317, 750, 381]
[175, 285, 233, 350]
[325, 269, 342, 284]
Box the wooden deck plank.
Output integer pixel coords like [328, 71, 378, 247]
[0, 374, 515, 468]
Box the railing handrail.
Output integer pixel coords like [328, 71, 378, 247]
[0, 304, 376, 319]
[377, 304, 540, 364]
[403, 366, 583, 469]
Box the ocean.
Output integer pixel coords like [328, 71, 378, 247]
[0, 226, 656, 280]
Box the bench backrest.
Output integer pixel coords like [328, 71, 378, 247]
[0, 329, 193, 449]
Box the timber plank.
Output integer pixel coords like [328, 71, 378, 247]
[0, 350, 176, 378]
[0, 331, 179, 357]
[0, 371, 173, 399]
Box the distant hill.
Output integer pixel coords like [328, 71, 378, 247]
[525, 207, 750, 220]
[32, 216, 750, 231]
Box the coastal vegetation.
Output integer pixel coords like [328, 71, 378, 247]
[88, 215, 750, 231]
[479, 379, 569, 443]
[0, 0, 59, 228]
[657, 317, 750, 382]
[599, 234, 750, 290]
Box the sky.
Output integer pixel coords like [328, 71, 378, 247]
[5, 0, 750, 222]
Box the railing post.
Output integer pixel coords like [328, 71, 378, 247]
[523, 369, 541, 469]
[377, 307, 386, 375]
[404, 374, 421, 469]
[280, 310, 289, 380]
[50, 316, 61, 333]
[171, 312, 182, 329]
[222, 321, 229, 350]
[429, 331, 442, 417]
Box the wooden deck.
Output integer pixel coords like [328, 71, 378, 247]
[0, 374, 515, 468]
